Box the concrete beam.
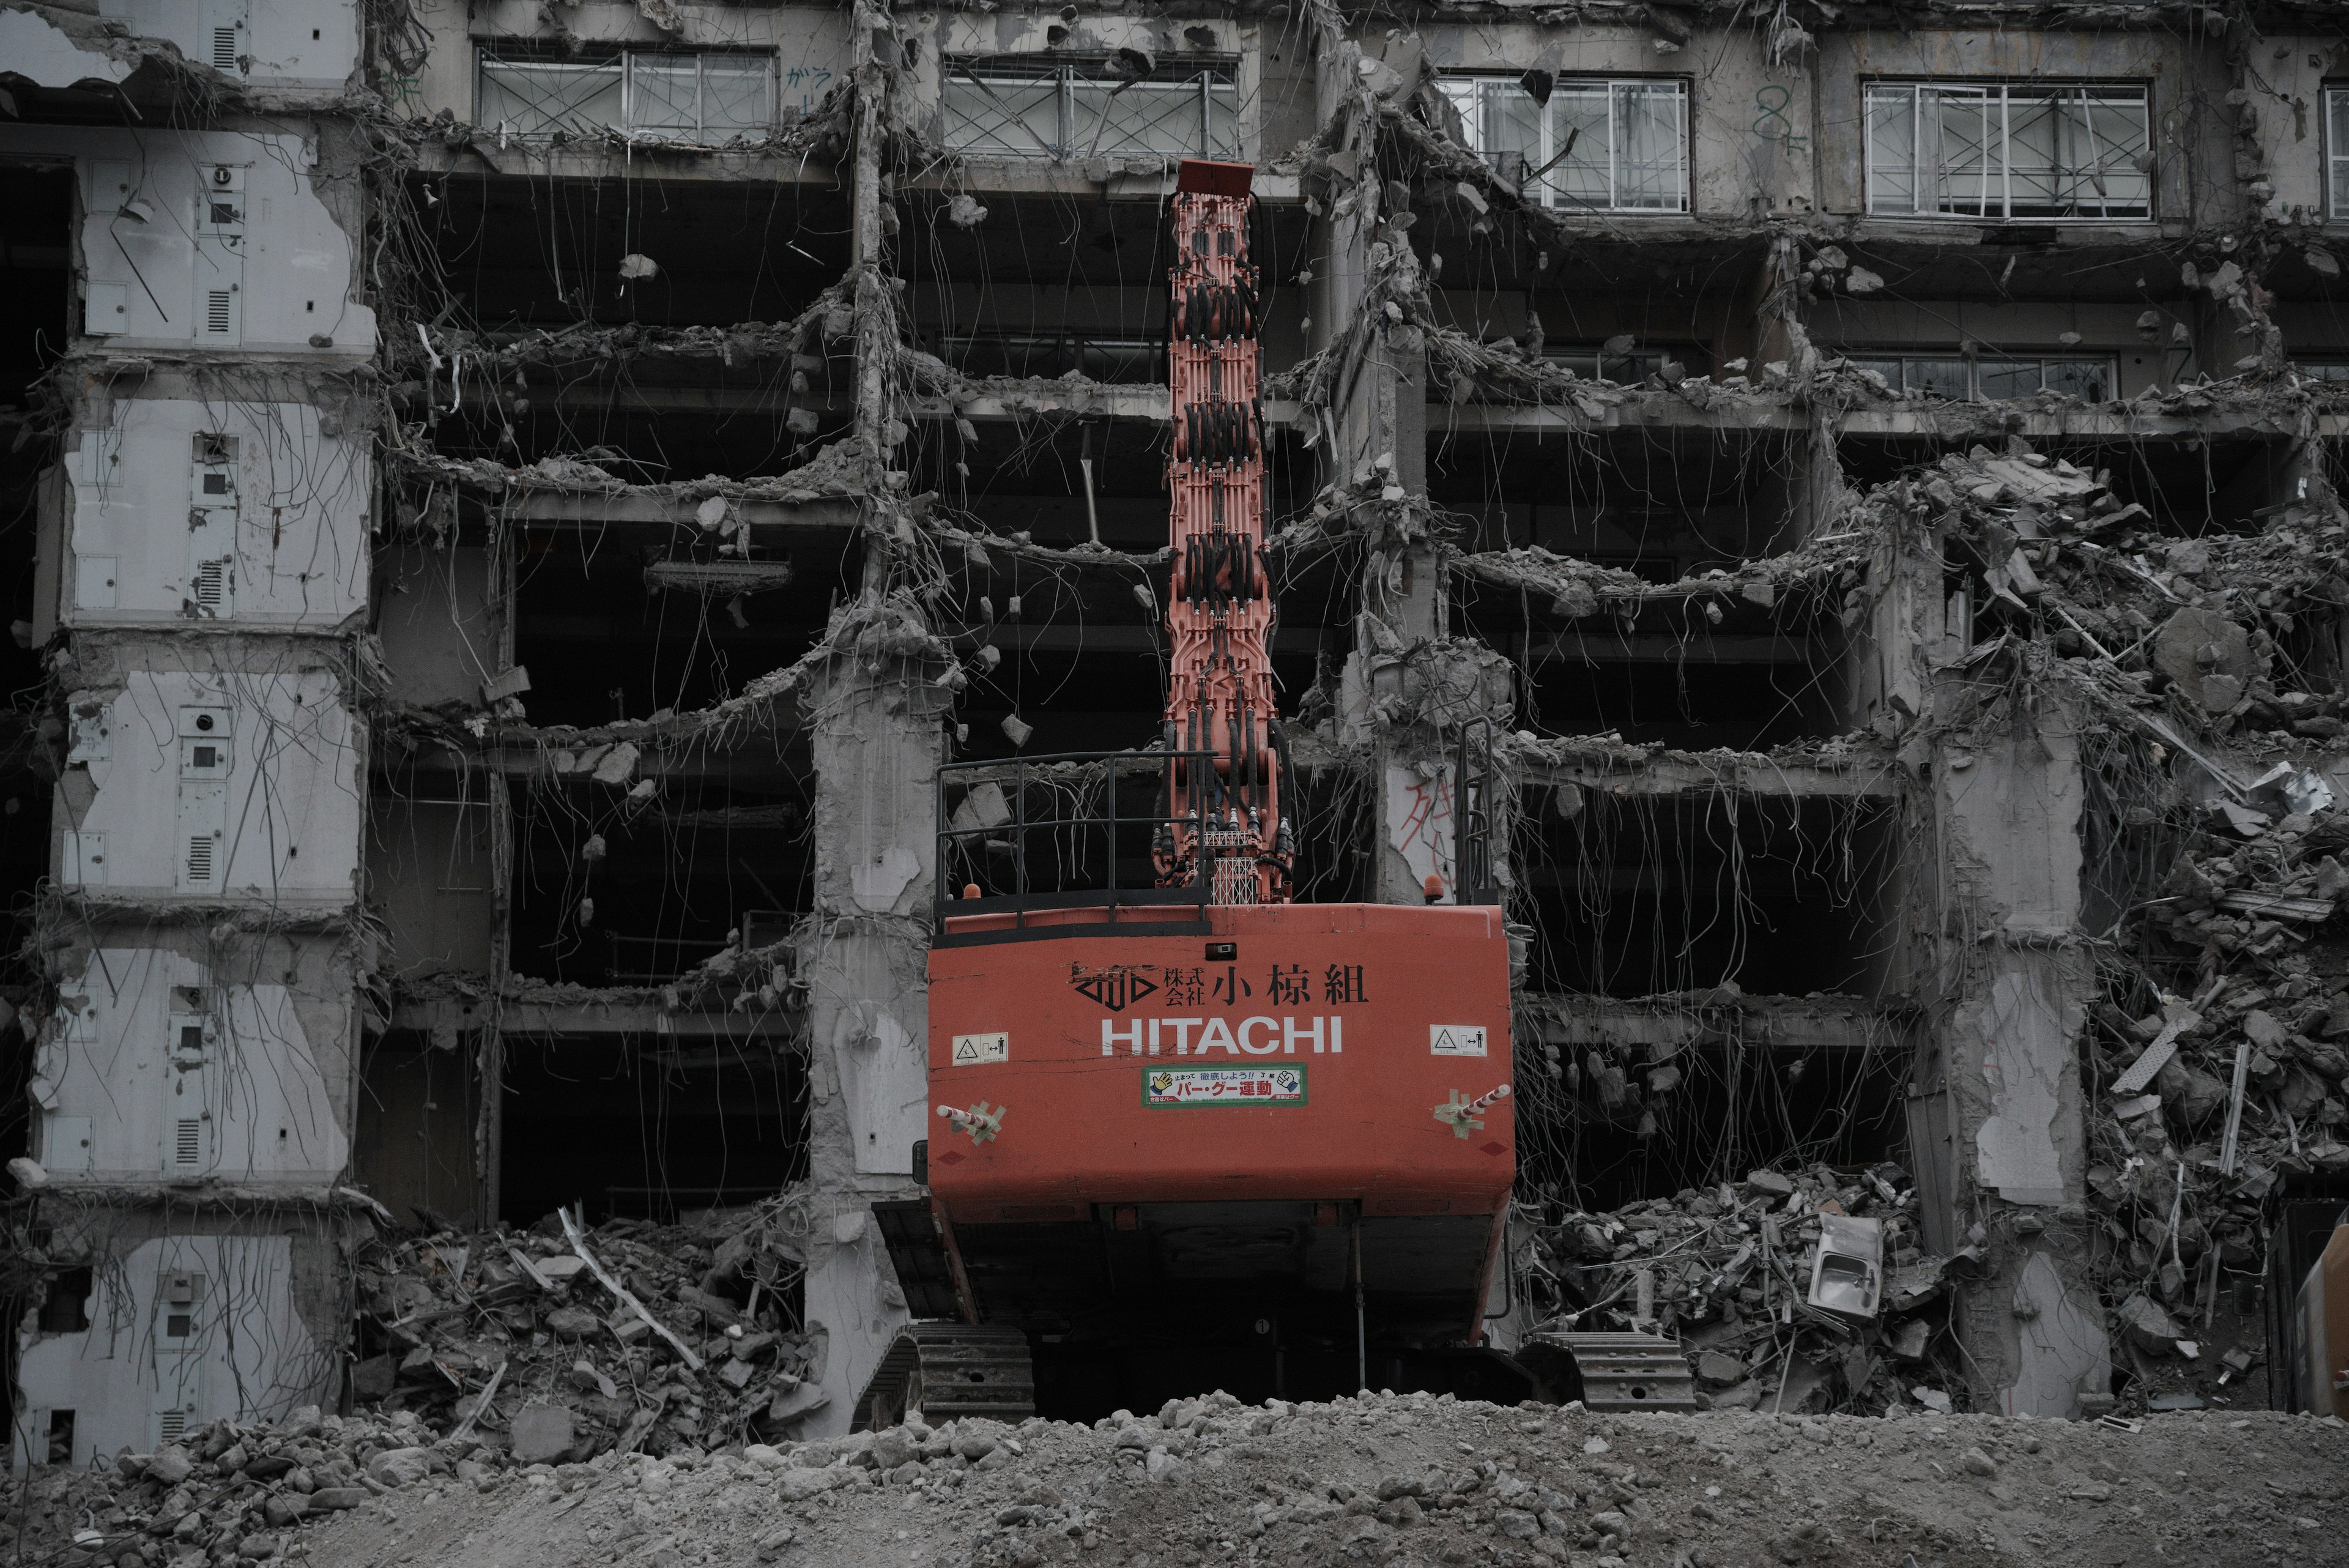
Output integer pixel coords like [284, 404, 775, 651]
[1524, 631, 1821, 664]
[907, 162, 1302, 205]
[1425, 399, 1803, 437]
[390, 741, 809, 782]
[1839, 407, 2309, 442]
[1518, 747, 1905, 800]
[389, 994, 797, 1038]
[1526, 994, 1913, 1054]
[1422, 398, 2321, 444]
[412, 141, 847, 185]
[511, 492, 860, 532]
[939, 623, 1329, 656]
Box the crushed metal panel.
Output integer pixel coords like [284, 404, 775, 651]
[1521, 1331, 1698, 1412]
[1807, 1213, 1883, 1318]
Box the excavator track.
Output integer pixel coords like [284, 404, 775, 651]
[852, 1322, 1036, 1432]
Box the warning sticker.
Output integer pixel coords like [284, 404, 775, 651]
[951, 1032, 1009, 1066]
[1143, 1066, 1307, 1107]
[1430, 1025, 1488, 1057]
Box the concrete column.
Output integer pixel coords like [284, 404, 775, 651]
[792, 631, 949, 1436]
[1931, 692, 2113, 1418]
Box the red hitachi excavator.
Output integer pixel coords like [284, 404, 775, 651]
[862, 161, 1520, 1425]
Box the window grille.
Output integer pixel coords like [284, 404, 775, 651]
[478, 47, 775, 141]
[1864, 82, 2151, 220]
[1441, 76, 1689, 214]
[938, 59, 1239, 161]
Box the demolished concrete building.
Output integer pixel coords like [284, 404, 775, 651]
[6, 0, 2349, 1466]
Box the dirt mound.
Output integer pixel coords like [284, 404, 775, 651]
[35, 1390, 2345, 1568]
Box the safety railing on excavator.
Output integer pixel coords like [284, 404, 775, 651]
[1453, 718, 1502, 907]
[932, 749, 1217, 946]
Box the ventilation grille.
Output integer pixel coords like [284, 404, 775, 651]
[204, 291, 232, 335]
[211, 27, 237, 71]
[174, 1118, 202, 1167]
[192, 560, 227, 609]
[158, 1410, 187, 1443]
[185, 836, 213, 884]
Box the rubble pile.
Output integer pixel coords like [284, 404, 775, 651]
[24, 1390, 2349, 1568]
[24, 1405, 485, 1567]
[2083, 812, 2349, 1405]
[1895, 440, 2348, 723]
[1909, 439, 2349, 1406]
[350, 1200, 826, 1466]
[1529, 1164, 1962, 1416]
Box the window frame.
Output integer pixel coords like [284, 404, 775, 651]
[1541, 344, 1710, 384]
[937, 56, 1241, 162]
[936, 331, 1168, 384]
[1844, 350, 2120, 403]
[2291, 357, 2349, 384]
[1863, 80, 2153, 222]
[476, 44, 777, 142]
[1439, 73, 1692, 215]
[2326, 85, 2349, 221]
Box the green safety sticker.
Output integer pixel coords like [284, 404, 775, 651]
[1142, 1065, 1307, 1107]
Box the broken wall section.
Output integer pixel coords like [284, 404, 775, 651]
[9, 87, 380, 1466]
[50, 371, 372, 630]
[13, 1214, 354, 1468]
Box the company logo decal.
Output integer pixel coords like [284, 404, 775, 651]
[1071, 964, 1159, 1013]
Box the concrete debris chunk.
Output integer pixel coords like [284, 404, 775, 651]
[509, 1403, 576, 1465]
[2118, 1292, 2187, 1355]
[590, 741, 640, 784]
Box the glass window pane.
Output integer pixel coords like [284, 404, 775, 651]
[1203, 80, 1238, 156]
[1546, 86, 1610, 208]
[2074, 91, 2151, 216]
[1612, 82, 1686, 210]
[2333, 91, 2349, 217]
[2043, 358, 2113, 401]
[941, 70, 1062, 155]
[1846, 355, 1904, 388]
[1475, 80, 1541, 188]
[1078, 339, 1161, 382]
[1926, 88, 1992, 217]
[629, 57, 699, 137]
[1906, 359, 1972, 399]
[1439, 80, 1479, 147]
[2004, 89, 2148, 218]
[701, 58, 774, 136]
[2005, 93, 2063, 215]
[1865, 86, 1917, 213]
[480, 55, 622, 136]
[1080, 78, 1202, 156]
[1976, 360, 2042, 399]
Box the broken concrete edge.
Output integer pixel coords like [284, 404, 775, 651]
[31, 890, 364, 935]
[10, 1178, 394, 1217]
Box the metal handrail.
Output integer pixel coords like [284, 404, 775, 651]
[1453, 718, 1501, 907]
[933, 748, 1216, 943]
